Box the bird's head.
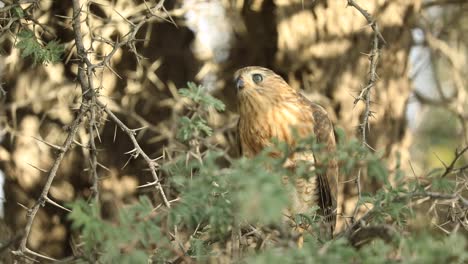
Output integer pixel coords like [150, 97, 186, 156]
[234, 66, 293, 100]
[234, 66, 296, 114]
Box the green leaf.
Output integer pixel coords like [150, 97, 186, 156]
[431, 177, 454, 192]
[67, 197, 168, 262]
[16, 30, 64, 65]
[367, 157, 389, 185]
[334, 126, 346, 144]
[13, 7, 24, 18]
[179, 82, 225, 111]
[177, 116, 213, 142]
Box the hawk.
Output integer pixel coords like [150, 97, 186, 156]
[234, 66, 338, 237]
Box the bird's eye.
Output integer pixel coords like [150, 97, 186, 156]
[252, 73, 263, 84]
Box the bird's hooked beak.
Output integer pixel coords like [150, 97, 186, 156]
[235, 77, 245, 90]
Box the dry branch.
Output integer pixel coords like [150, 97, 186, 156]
[347, 0, 384, 146]
[12, 106, 87, 260]
[11, 0, 175, 259]
[98, 100, 171, 208]
[346, 0, 384, 228]
[88, 104, 100, 204]
[70, 0, 171, 207]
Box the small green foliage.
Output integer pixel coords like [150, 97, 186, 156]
[168, 151, 234, 237]
[248, 232, 468, 264]
[358, 239, 395, 264]
[246, 237, 359, 263]
[229, 152, 290, 224]
[332, 136, 391, 187]
[13, 7, 25, 18]
[430, 176, 455, 192]
[400, 234, 468, 264]
[68, 196, 169, 263]
[178, 82, 225, 112]
[177, 116, 213, 141]
[177, 82, 225, 142]
[16, 30, 64, 65]
[394, 152, 405, 183]
[167, 149, 290, 237]
[334, 126, 346, 143]
[68, 199, 103, 255]
[367, 156, 389, 184]
[186, 237, 211, 262]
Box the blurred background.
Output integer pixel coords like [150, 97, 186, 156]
[0, 0, 467, 259]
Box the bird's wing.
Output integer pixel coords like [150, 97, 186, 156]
[300, 94, 338, 232]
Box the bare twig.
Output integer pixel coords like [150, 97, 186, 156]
[32, 136, 64, 152]
[351, 169, 362, 221]
[347, 0, 384, 146]
[441, 146, 468, 178]
[346, 0, 386, 46]
[98, 100, 171, 208]
[412, 191, 468, 208]
[346, 0, 385, 235]
[70, 0, 172, 209]
[88, 103, 100, 204]
[12, 107, 87, 260]
[71, 0, 93, 99]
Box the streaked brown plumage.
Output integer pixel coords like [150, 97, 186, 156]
[234, 66, 338, 236]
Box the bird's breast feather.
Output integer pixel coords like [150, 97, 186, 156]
[239, 102, 314, 155]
